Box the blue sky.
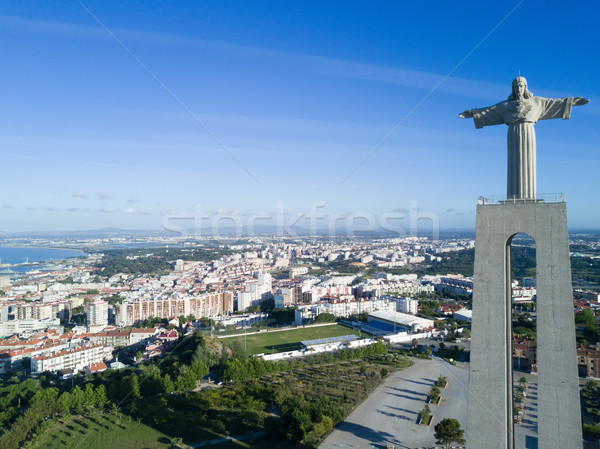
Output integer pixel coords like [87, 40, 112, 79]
[1, 1, 599, 233]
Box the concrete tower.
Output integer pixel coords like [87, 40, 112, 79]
[460, 78, 589, 449]
[466, 199, 580, 448]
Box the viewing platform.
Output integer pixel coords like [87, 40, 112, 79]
[477, 193, 565, 205]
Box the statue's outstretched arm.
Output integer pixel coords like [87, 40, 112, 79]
[573, 97, 590, 106]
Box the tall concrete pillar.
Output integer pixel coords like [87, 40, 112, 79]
[466, 200, 581, 449]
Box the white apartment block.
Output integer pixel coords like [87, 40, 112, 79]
[0, 318, 62, 338]
[319, 298, 396, 318]
[15, 300, 69, 321]
[0, 341, 70, 373]
[435, 276, 474, 296]
[87, 299, 108, 327]
[31, 344, 107, 375]
[237, 273, 272, 312]
[396, 296, 419, 314]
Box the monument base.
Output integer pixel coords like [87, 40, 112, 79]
[466, 201, 581, 449]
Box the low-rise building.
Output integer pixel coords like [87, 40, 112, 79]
[367, 310, 435, 333]
[89, 329, 131, 347]
[130, 327, 158, 345]
[578, 346, 600, 379]
[84, 361, 108, 375]
[513, 337, 537, 373]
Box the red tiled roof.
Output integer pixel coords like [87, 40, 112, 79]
[87, 362, 107, 372]
[33, 344, 103, 361]
[131, 327, 157, 334]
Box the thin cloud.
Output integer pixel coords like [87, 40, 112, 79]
[2, 205, 15, 209]
[0, 13, 511, 102]
[122, 207, 156, 215]
[127, 198, 141, 203]
[26, 206, 60, 211]
[67, 207, 91, 213]
[73, 191, 89, 199]
[98, 193, 115, 200]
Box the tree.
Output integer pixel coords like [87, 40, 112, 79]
[411, 338, 419, 349]
[260, 298, 275, 313]
[129, 375, 141, 400]
[437, 375, 447, 388]
[161, 374, 175, 394]
[434, 418, 465, 449]
[429, 384, 441, 403]
[576, 309, 596, 326]
[58, 391, 73, 413]
[419, 404, 431, 426]
[191, 360, 209, 381]
[94, 384, 108, 408]
[314, 312, 336, 323]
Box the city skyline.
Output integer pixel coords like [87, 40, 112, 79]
[2, 1, 599, 232]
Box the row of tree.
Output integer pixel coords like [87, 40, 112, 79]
[0, 382, 110, 449]
[222, 341, 388, 382]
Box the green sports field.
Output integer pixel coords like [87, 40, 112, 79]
[220, 324, 361, 355]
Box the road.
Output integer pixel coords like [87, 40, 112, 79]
[319, 356, 468, 449]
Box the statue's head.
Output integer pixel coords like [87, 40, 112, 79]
[508, 76, 533, 100]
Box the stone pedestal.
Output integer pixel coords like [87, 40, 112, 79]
[466, 201, 581, 449]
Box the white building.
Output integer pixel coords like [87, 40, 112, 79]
[318, 297, 396, 318]
[454, 310, 473, 323]
[0, 318, 62, 338]
[87, 299, 108, 327]
[368, 310, 435, 332]
[31, 344, 107, 374]
[237, 272, 272, 312]
[15, 300, 69, 321]
[435, 275, 474, 296]
[396, 296, 419, 314]
[114, 292, 233, 326]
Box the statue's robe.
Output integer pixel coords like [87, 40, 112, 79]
[470, 97, 575, 199]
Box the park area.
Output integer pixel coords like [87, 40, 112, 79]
[219, 324, 361, 355]
[31, 411, 172, 449]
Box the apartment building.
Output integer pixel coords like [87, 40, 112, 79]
[87, 299, 108, 327]
[114, 292, 233, 326]
[15, 300, 70, 321]
[31, 344, 107, 374]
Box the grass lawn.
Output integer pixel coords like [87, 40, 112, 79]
[33, 412, 172, 449]
[220, 324, 360, 355]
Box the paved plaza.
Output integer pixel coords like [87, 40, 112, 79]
[319, 357, 468, 449]
[514, 373, 539, 449]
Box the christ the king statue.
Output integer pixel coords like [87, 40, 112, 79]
[460, 76, 589, 200]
